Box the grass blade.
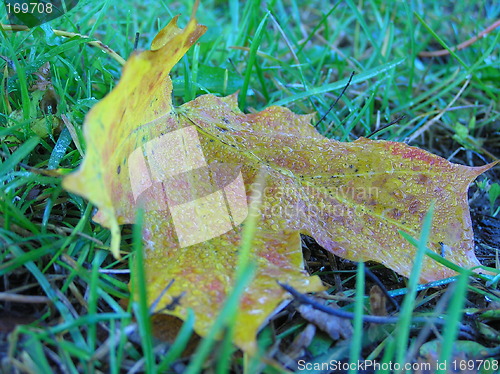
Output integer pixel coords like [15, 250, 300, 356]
[0, 136, 39, 177]
[348, 262, 365, 373]
[130, 208, 156, 374]
[395, 202, 435, 368]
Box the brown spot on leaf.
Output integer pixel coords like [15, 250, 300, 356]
[416, 173, 430, 184]
[408, 199, 420, 214]
[388, 208, 403, 220]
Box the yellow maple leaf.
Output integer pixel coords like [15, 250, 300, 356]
[63, 14, 495, 352]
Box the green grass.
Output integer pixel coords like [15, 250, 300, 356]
[1, 0, 499, 373]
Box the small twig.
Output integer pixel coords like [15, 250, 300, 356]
[279, 281, 475, 336]
[161, 292, 186, 312]
[315, 71, 355, 127]
[134, 32, 140, 50]
[0, 24, 126, 66]
[419, 19, 500, 57]
[47, 224, 104, 245]
[0, 292, 51, 304]
[191, 0, 201, 19]
[280, 281, 399, 324]
[366, 115, 406, 139]
[98, 268, 130, 274]
[0, 217, 33, 237]
[149, 279, 175, 313]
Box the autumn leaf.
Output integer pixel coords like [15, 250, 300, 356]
[63, 14, 495, 352]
